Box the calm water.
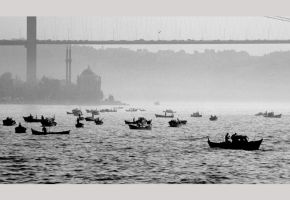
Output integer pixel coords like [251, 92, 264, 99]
[0, 104, 290, 184]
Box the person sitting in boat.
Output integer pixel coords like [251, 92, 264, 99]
[41, 115, 44, 121]
[231, 133, 238, 142]
[225, 133, 230, 143]
[18, 122, 23, 127]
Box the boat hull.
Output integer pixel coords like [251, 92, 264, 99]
[15, 127, 27, 133]
[31, 128, 70, 135]
[128, 124, 152, 130]
[208, 138, 263, 150]
[155, 114, 174, 118]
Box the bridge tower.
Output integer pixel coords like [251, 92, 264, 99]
[26, 16, 37, 84]
[65, 45, 72, 84]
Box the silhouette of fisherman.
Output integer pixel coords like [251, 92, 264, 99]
[42, 126, 47, 134]
[231, 133, 237, 142]
[225, 133, 230, 143]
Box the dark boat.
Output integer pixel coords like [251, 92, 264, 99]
[128, 124, 152, 130]
[85, 116, 96, 121]
[3, 117, 16, 126]
[41, 117, 57, 127]
[23, 115, 42, 123]
[31, 128, 70, 135]
[15, 124, 27, 133]
[94, 118, 104, 125]
[191, 112, 202, 117]
[209, 115, 218, 121]
[263, 112, 282, 118]
[75, 122, 84, 128]
[168, 119, 187, 127]
[208, 137, 263, 151]
[124, 117, 151, 125]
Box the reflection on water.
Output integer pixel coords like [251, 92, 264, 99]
[0, 104, 290, 184]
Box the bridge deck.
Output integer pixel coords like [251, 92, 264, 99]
[1, 39, 290, 46]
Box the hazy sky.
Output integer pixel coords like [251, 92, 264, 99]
[1, 16, 290, 55]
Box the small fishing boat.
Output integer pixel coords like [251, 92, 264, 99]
[168, 119, 187, 127]
[155, 113, 174, 118]
[3, 117, 16, 126]
[86, 109, 100, 115]
[207, 137, 263, 151]
[125, 108, 138, 112]
[67, 108, 83, 116]
[191, 112, 202, 117]
[255, 111, 266, 116]
[100, 108, 117, 113]
[15, 123, 27, 133]
[209, 115, 218, 121]
[75, 122, 84, 128]
[31, 128, 70, 135]
[41, 117, 57, 127]
[23, 115, 42, 123]
[94, 118, 104, 125]
[125, 117, 152, 125]
[85, 116, 95, 121]
[128, 124, 152, 130]
[263, 112, 282, 118]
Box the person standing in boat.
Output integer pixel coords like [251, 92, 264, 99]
[225, 133, 230, 143]
[42, 126, 47, 134]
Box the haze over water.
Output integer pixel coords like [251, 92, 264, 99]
[0, 103, 289, 183]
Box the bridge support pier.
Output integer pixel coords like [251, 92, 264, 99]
[26, 16, 37, 84]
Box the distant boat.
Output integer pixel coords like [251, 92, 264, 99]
[100, 108, 117, 113]
[125, 117, 151, 125]
[31, 128, 70, 135]
[128, 124, 152, 130]
[23, 115, 42, 123]
[85, 116, 96, 121]
[41, 117, 57, 127]
[209, 115, 218, 121]
[67, 108, 83, 116]
[155, 113, 174, 118]
[168, 119, 187, 127]
[15, 124, 26, 133]
[207, 137, 263, 151]
[255, 112, 266, 116]
[3, 117, 16, 126]
[75, 122, 84, 128]
[94, 118, 104, 125]
[191, 112, 202, 117]
[125, 108, 138, 112]
[263, 112, 282, 118]
[86, 109, 99, 115]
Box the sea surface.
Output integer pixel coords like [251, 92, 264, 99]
[0, 103, 290, 184]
